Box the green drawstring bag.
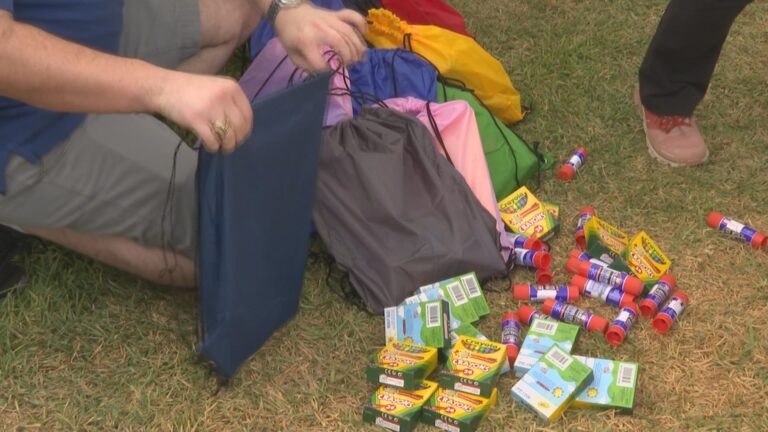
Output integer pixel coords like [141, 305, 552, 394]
[437, 81, 552, 200]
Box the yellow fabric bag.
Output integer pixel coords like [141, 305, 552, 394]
[365, 8, 523, 124]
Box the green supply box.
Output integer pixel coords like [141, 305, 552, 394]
[384, 299, 451, 349]
[572, 356, 639, 412]
[514, 318, 579, 377]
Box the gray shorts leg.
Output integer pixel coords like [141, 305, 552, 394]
[0, 114, 199, 258]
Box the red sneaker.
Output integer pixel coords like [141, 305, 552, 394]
[635, 89, 709, 166]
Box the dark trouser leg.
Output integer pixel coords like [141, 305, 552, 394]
[639, 0, 752, 116]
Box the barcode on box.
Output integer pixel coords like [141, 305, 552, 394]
[384, 308, 397, 340]
[545, 347, 573, 371]
[461, 274, 482, 298]
[617, 363, 637, 388]
[375, 417, 400, 431]
[426, 302, 441, 328]
[446, 282, 468, 306]
[531, 319, 556, 335]
[435, 419, 460, 432]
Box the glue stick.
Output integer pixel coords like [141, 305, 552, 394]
[556, 147, 588, 181]
[501, 312, 522, 367]
[516, 305, 551, 326]
[652, 291, 689, 334]
[570, 274, 635, 308]
[514, 248, 551, 269]
[513, 284, 579, 303]
[706, 211, 767, 249]
[542, 299, 608, 333]
[567, 258, 643, 297]
[535, 267, 554, 285]
[574, 207, 596, 250]
[639, 274, 677, 318]
[506, 232, 546, 251]
[605, 302, 639, 347]
[568, 249, 609, 268]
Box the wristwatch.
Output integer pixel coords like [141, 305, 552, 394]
[267, 0, 307, 25]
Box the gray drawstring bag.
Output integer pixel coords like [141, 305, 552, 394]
[313, 108, 508, 313]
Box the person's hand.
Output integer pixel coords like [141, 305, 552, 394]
[273, 4, 367, 72]
[153, 72, 253, 153]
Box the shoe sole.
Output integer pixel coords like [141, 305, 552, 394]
[635, 90, 709, 167]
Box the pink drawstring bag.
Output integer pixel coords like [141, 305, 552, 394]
[240, 37, 352, 126]
[383, 97, 513, 262]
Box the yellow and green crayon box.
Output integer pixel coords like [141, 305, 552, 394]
[584, 216, 629, 265]
[511, 345, 593, 423]
[498, 186, 558, 241]
[366, 342, 438, 390]
[421, 387, 498, 432]
[362, 380, 439, 432]
[572, 356, 639, 413]
[384, 299, 451, 349]
[439, 336, 506, 398]
[621, 231, 671, 291]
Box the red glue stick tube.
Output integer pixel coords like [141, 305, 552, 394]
[542, 298, 608, 333]
[570, 274, 635, 308]
[568, 249, 608, 268]
[535, 267, 554, 285]
[706, 211, 767, 249]
[567, 258, 643, 297]
[556, 147, 588, 181]
[516, 305, 552, 326]
[505, 232, 546, 251]
[514, 248, 551, 269]
[513, 284, 579, 303]
[574, 207, 596, 250]
[639, 274, 677, 318]
[652, 291, 689, 334]
[605, 302, 639, 347]
[501, 312, 522, 367]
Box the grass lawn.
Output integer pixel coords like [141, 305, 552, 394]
[2, 0, 768, 430]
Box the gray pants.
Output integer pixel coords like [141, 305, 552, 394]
[0, 0, 202, 258]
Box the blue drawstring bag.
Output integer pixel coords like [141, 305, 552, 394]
[196, 73, 331, 379]
[347, 48, 437, 114]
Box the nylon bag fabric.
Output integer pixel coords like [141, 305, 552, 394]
[364, 8, 523, 124]
[196, 72, 331, 379]
[341, 0, 381, 15]
[382, 97, 512, 262]
[313, 108, 507, 313]
[249, 0, 345, 58]
[437, 81, 550, 200]
[244, 37, 352, 126]
[347, 48, 437, 114]
[380, 0, 473, 38]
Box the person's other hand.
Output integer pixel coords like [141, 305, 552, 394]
[153, 72, 253, 153]
[273, 4, 367, 72]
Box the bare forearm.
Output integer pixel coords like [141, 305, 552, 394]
[0, 14, 169, 114]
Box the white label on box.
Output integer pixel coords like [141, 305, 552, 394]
[379, 374, 404, 388]
[375, 417, 400, 431]
[445, 282, 468, 306]
[532, 319, 557, 336]
[435, 419, 460, 432]
[461, 274, 482, 298]
[617, 363, 637, 388]
[426, 302, 441, 328]
[454, 382, 480, 395]
[384, 307, 397, 342]
[545, 347, 573, 371]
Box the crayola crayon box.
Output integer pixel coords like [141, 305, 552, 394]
[621, 231, 671, 291]
[362, 380, 439, 432]
[572, 356, 639, 413]
[417, 278, 479, 327]
[584, 216, 629, 266]
[543, 201, 561, 235]
[421, 387, 498, 432]
[498, 186, 558, 241]
[511, 345, 593, 423]
[439, 336, 506, 398]
[366, 341, 438, 390]
[384, 299, 451, 349]
[514, 318, 579, 378]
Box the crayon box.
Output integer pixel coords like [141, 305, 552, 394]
[421, 387, 498, 432]
[366, 341, 438, 390]
[362, 380, 439, 432]
[572, 356, 639, 413]
[511, 345, 593, 423]
[584, 216, 629, 265]
[621, 231, 671, 291]
[440, 336, 506, 398]
[499, 186, 558, 241]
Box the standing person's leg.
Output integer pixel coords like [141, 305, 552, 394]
[636, 0, 752, 166]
